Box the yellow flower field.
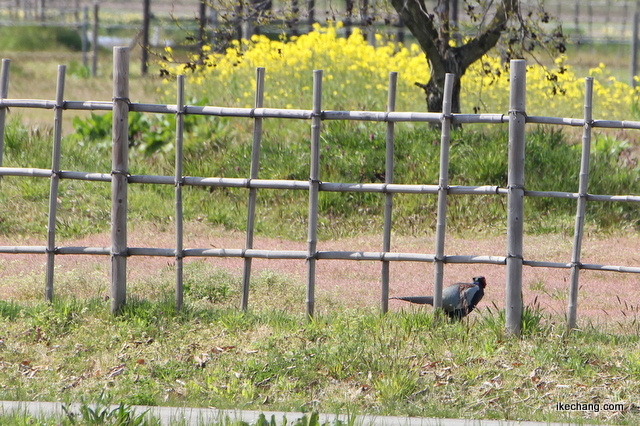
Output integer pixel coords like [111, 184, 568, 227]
[167, 23, 640, 120]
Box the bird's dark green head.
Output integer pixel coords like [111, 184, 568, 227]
[473, 276, 487, 288]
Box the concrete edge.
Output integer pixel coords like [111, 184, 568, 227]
[0, 400, 594, 426]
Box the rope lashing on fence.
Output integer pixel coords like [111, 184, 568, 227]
[110, 249, 129, 258]
[112, 96, 131, 105]
[305, 251, 319, 263]
[110, 169, 130, 179]
[174, 176, 185, 187]
[508, 109, 528, 118]
[440, 112, 454, 122]
[248, 107, 267, 119]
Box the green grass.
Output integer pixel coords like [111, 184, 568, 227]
[0, 404, 359, 426]
[0, 26, 83, 52]
[1, 118, 638, 241]
[0, 262, 639, 424]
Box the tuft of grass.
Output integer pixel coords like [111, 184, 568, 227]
[61, 392, 151, 426]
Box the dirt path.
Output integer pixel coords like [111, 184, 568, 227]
[1, 223, 639, 323]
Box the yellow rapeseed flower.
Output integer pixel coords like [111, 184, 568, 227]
[169, 23, 639, 119]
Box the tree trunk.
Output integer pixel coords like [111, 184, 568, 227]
[416, 54, 466, 113]
[424, 76, 460, 113]
[390, 0, 516, 113]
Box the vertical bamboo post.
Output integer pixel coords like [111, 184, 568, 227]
[307, 0, 315, 31]
[141, 0, 150, 75]
[45, 65, 66, 303]
[0, 59, 11, 173]
[175, 75, 185, 312]
[111, 47, 130, 314]
[433, 73, 455, 311]
[81, 5, 89, 68]
[568, 77, 594, 330]
[587, 2, 595, 42]
[198, 0, 207, 65]
[306, 70, 323, 318]
[381, 71, 397, 314]
[574, 1, 580, 38]
[92, 2, 99, 77]
[506, 59, 527, 336]
[631, 11, 639, 88]
[241, 67, 266, 311]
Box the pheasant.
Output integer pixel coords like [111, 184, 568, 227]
[391, 276, 486, 319]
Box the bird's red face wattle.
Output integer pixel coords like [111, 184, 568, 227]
[475, 276, 487, 288]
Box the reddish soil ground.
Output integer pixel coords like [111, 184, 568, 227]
[2, 223, 639, 325]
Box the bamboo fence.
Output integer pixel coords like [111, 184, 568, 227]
[1, 49, 640, 333]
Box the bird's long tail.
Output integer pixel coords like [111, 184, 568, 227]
[390, 296, 434, 305]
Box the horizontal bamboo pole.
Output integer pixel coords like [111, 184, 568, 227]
[592, 119, 640, 130]
[3, 167, 640, 203]
[64, 101, 112, 111]
[3, 95, 640, 130]
[0, 246, 49, 254]
[525, 190, 580, 200]
[0, 167, 53, 178]
[446, 255, 507, 264]
[581, 263, 640, 273]
[453, 114, 507, 124]
[588, 194, 640, 203]
[527, 116, 586, 127]
[524, 260, 570, 269]
[184, 248, 307, 259]
[323, 110, 442, 123]
[4, 96, 640, 130]
[2, 244, 639, 273]
[57, 247, 110, 255]
[61, 171, 112, 182]
[187, 106, 313, 119]
[0, 99, 59, 109]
